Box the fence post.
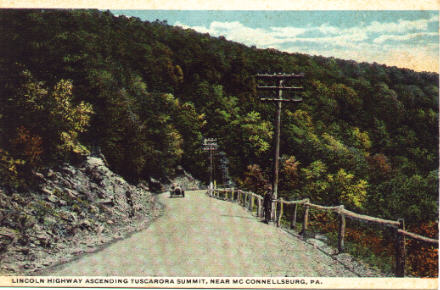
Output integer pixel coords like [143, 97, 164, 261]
[251, 195, 255, 213]
[395, 218, 406, 277]
[242, 191, 244, 206]
[243, 192, 247, 208]
[290, 203, 298, 230]
[338, 205, 346, 253]
[245, 193, 248, 209]
[277, 198, 284, 227]
[243, 192, 247, 207]
[244, 192, 247, 207]
[300, 199, 310, 238]
[257, 197, 261, 217]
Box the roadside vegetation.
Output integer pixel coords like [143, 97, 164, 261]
[0, 9, 437, 276]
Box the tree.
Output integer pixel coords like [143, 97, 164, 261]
[279, 155, 301, 195]
[330, 83, 362, 122]
[0, 10, 437, 243]
[173, 101, 206, 180]
[9, 71, 93, 161]
[239, 111, 273, 156]
[300, 160, 329, 203]
[241, 164, 269, 194]
[327, 168, 368, 209]
[370, 171, 438, 225]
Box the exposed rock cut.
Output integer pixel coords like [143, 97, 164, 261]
[0, 156, 159, 275]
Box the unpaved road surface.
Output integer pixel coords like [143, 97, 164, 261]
[50, 190, 359, 276]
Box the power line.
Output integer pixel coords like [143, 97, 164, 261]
[202, 138, 218, 192]
[255, 72, 305, 222]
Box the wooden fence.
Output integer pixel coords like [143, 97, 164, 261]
[207, 188, 438, 277]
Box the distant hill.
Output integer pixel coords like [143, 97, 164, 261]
[0, 9, 438, 228]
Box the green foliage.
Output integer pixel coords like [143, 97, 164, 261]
[327, 169, 368, 209]
[368, 170, 438, 224]
[174, 102, 206, 178]
[0, 69, 93, 189]
[239, 111, 273, 155]
[0, 9, 437, 229]
[349, 127, 371, 151]
[300, 160, 330, 203]
[11, 71, 93, 159]
[0, 148, 26, 189]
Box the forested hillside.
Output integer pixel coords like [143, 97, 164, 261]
[0, 9, 438, 234]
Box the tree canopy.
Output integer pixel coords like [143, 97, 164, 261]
[0, 9, 438, 228]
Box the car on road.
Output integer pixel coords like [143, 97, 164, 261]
[170, 184, 185, 198]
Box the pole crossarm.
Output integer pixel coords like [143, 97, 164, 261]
[256, 73, 305, 79]
[257, 86, 304, 90]
[260, 98, 303, 102]
[202, 138, 218, 150]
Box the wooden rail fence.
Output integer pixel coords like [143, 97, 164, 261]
[207, 188, 438, 277]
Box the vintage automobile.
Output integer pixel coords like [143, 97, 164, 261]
[170, 184, 185, 198]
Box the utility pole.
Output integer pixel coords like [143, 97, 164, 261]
[202, 138, 218, 192]
[256, 73, 304, 220]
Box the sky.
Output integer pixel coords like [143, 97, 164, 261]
[111, 10, 439, 73]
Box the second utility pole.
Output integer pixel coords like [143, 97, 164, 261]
[256, 73, 304, 221]
[202, 138, 218, 193]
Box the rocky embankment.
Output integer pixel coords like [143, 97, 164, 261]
[167, 166, 203, 191]
[0, 156, 160, 275]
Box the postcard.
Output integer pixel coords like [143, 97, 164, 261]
[0, 1, 438, 289]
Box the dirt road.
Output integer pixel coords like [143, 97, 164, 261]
[50, 190, 359, 276]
